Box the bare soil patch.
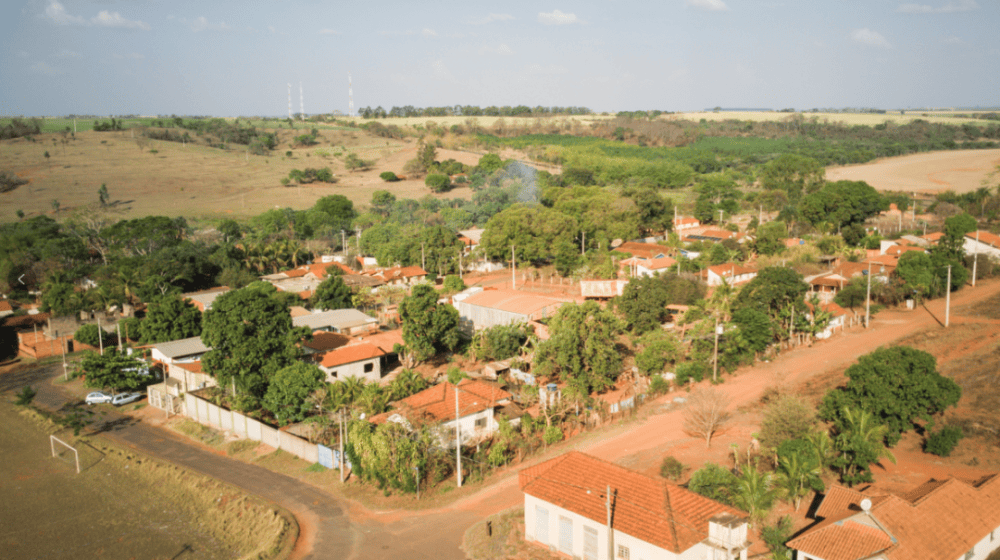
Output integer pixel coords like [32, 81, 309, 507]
[826, 149, 1000, 194]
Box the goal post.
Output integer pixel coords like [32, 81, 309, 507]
[50, 435, 80, 474]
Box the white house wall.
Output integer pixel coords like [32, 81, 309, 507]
[524, 493, 714, 560]
[441, 408, 498, 445]
[964, 239, 1000, 260]
[456, 302, 529, 336]
[320, 358, 381, 383]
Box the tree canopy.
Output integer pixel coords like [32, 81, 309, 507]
[140, 295, 203, 343]
[820, 346, 961, 446]
[399, 284, 460, 363]
[201, 282, 310, 397]
[81, 350, 149, 393]
[799, 180, 886, 229]
[262, 361, 325, 425]
[311, 271, 352, 311]
[535, 301, 624, 396]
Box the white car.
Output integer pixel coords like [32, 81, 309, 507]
[112, 392, 143, 406]
[85, 391, 113, 405]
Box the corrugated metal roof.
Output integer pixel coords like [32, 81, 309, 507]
[461, 290, 567, 316]
[153, 336, 210, 359]
[292, 309, 377, 330]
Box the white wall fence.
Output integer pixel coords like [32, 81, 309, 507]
[183, 391, 322, 466]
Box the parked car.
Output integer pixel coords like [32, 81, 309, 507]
[111, 392, 143, 406]
[85, 391, 113, 405]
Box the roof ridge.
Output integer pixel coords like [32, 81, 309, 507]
[662, 481, 680, 552]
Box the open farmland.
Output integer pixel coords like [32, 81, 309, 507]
[0, 128, 481, 222]
[671, 110, 994, 127]
[826, 148, 1000, 194]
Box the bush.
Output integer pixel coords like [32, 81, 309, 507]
[425, 173, 451, 193]
[925, 425, 964, 457]
[762, 516, 794, 560]
[446, 365, 468, 385]
[649, 375, 670, 396]
[14, 385, 36, 406]
[379, 171, 399, 182]
[442, 274, 465, 292]
[659, 456, 684, 480]
[674, 362, 705, 385]
[688, 462, 739, 505]
[543, 424, 563, 445]
[75, 324, 116, 348]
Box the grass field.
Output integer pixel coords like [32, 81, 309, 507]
[670, 110, 992, 126]
[0, 401, 292, 559]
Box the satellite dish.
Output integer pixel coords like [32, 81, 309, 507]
[860, 498, 872, 512]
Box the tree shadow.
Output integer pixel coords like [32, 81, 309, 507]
[93, 415, 140, 433]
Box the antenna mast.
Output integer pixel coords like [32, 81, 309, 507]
[348, 73, 354, 117]
[287, 83, 292, 120]
[299, 82, 304, 120]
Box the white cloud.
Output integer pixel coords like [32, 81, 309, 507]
[470, 13, 514, 25]
[30, 61, 63, 75]
[42, 1, 149, 30]
[421, 28, 437, 37]
[54, 49, 81, 58]
[685, 0, 729, 11]
[92, 10, 151, 30]
[538, 10, 580, 25]
[319, 28, 340, 35]
[898, 0, 977, 13]
[190, 16, 229, 32]
[527, 63, 569, 75]
[481, 43, 514, 55]
[850, 28, 892, 48]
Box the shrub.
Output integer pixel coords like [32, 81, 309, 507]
[442, 274, 465, 292]
[425, 173, 451, 193]
[544, 424, 563, 445]
[688, 462, 739, 505]
[446, 365, 468, 384]
[15, 385, 36, 406]
[75, 324, 116, 348]
[762, 516, 794, 559]
[925, 425, 964, 457]
[660, 456, 684, 480]
[379, 171, 399, 182]
[674, 362, 705, 385]
[649, 375, 670, 396]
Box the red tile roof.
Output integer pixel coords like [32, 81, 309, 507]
[379, 379, 511, 423]
[318, 342, 385, 368]
[0, 301, 13, 312]
[969, 230, 1000, 250]
[355, 329, 404, 354]
[614, 242, 668, 260]
[520, 452, 748, 554]
[703, 263, 757, 279]
[303, 331, 352, 352]
[885, 245, 925, 257]
[674, 217, 700, 226]
[790, 476, 1000, 560]
[921, 232, 945, 243]
[174, 360, 204, 374]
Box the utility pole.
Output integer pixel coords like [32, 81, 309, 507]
[341, 230, 347, 256]
[414, 464, 420, 500]
[97, 316, 104, 355]
[458, 249, 463, 279]
[421, 243, 426, 271]
[455, 386, 462, 488]
[355, 227, 361, 256]
[61, 335, 68, 381]
[606, 485, 615, 560]
[945, 265, 952, 328]
[865, 260, 872, 328]
[339, 408, 345, 483]
[718, 209, 724, 225]
[116, 322, 123, 353]
[972, 230, 980, 287]
[581, 231, 585, 256]
[511, 245, 516, 290]
[789, 304, 794, 343]
[713, 316, 720, 383]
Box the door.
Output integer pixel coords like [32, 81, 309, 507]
[559, 516, 573, 555]
[536, 506, 549, 546]
[583, 526, 598, 560]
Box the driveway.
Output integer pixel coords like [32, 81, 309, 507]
[0, 363, 474, 560]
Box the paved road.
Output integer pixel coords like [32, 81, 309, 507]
[0, 363, 473, 560]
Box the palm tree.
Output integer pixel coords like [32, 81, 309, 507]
[340, 377, 365, 405]
[774, 452, 823, 511]
[807, 430, 835, 474]
[833, 407, 897, 486]
[357, 383, 389, 416]
[733, 464, 777, 526]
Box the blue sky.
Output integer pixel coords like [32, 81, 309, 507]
[1, 0, 998, 117]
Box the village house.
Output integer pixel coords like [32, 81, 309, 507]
[701, 263, 757, 287]
[455, 289, 569, 336]
[262, 260, 382, 298]
[361, 265, 428, 287]
[371, 379, 512, 444]
[613, 241, 670, 260]
[965, 230, 1000, 260]
[292, 308, 379, 335]
[788, 475, 1000, 560]
[182, 286, 230, 312]
[805, 300, 852, 339]
[580, 279, 629, 299]
[315, 341, 386, 383]
[150, 336, 210, 366]
[619, 256, 678, 278]
[520, 452, 752, 560]
[682, 228, 743, 244]
[805, 273, 850, 303]
[458, 227, 485, 256]
[673, 216, 701, 232]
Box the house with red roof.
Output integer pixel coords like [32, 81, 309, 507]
[315, 341, 387, 383]
[361, 265, 428, 287]
[805, 300, 853, 339]
[619, 256, 677, 278]
[183, 286, 231, 312]
[673, 216, 701, 232]
[965, 230, 1000, 260]
[613, 241, 670, 261]
[701, 263, 757, 287]
[788, 475, 1000, 560]
[370, 379, 512, 443]
[520, 452, 753, 560]
[0, 300, 14, 318]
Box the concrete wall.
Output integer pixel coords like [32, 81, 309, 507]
[320, 357, 381, 383]
[456, 302, 529, 336]
[182, 392, 320, 465]
[440, 408, 499, 445]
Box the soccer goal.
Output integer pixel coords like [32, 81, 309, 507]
[50, 435, 80, 474]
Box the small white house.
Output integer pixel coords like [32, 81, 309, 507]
[520, 452, 751, 560]
[965, 231, 1000, 260]
[315, 342, 385, 383]
[150, 336, 210, 366]
[702, 263, 757, 287]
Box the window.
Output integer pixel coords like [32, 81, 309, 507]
[364, 362, 374, 373]
[965, 550, 975, 560]
[618, 545, 630, 559]
[475, 417, 487, 429]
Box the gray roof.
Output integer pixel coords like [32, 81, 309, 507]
[184, 287, 230, 309]
[152, 336, 210, 359]
[293, 309, 377, 331]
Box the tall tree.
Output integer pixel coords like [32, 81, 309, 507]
[535, 301, 624, 395]
[311, 272, 352, 311]
[830, 407, 897, 486]
[201, 282, 310, 397]
[140, 295, 203, 343]
[399, 284, 460, 363]
[262, 362, 325, 425]
[81, 350, 148, 394]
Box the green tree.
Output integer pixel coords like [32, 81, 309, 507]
[753, 221, 787, 256]
[201, 282, 310, 397]
[139, 295, 203, 343]
[74, 324, 116, 348]
[688, 462, 739, 505]
[479, 204, 578, 263]
[614, 276, 674, 334]
[425, 173, 451, 193]
[939, 213, 977, 258]
[81, 350, 148, 394]
[399, 284, 460, 363]
[819, 346, 960, 446]
[758, 394, 817, 451]
[734, 464, 777, 526]
[834, 277, 868, 309]
[830, 407, 897, 486]
[418, 142, 437, 169]
[799, 180, 886, 229]
[370, 190, 396, 216]
[379, 171, 399, 182]
[760, 154, 824, 201]
[344, 152, 372, 171]
[311, 272, 352, 311]
[774, 448, 823, 511]
[442, 274, 465, 293]
[733, 267, 808, 339]
[896, 251, 936, 298]
[262, 362, 325, 425]
[468, 323, 531, 362]
[730, 307, 774, 355]
[535, 301, 624, 395]
[634, 330, 681, 375]
[477, 153, 503, 174]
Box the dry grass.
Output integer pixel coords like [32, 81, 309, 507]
[670, 111, 990, 126]
[338, 114, 614, 129]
